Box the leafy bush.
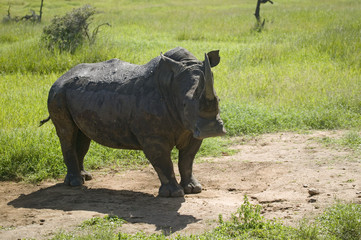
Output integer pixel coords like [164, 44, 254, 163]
[41, 5, 107, 53]
[317, 203, 361, 240]
[211, 195, 295, 239]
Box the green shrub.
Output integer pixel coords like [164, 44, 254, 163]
[41, 5, 100, 53]
[317, 203, 361, 240]
[211, 195, 295, 239]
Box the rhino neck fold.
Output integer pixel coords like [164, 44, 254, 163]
[154, 61, 186, 133]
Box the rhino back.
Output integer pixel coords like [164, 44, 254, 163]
[49, 57, 173, 149]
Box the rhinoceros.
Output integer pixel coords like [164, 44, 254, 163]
[40, 47, 226, 197]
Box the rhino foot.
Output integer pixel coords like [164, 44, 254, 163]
[181, 177, 202, 194]
[81, 170, 93, 181]
[159, 183, 185, 197]
[64, 173, 84, 186]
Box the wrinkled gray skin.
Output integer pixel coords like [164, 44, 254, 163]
[41, 47, 226, 197]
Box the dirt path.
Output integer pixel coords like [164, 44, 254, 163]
[1, 131, 361, 239]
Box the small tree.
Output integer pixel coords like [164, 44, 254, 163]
[41, 5, 109, 53]
[254, 0, 274, 31]
[2, 0, 44, 23]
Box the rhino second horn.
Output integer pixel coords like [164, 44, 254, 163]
[204, 53, 215, 101]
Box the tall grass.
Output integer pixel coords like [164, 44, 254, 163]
[1, 0, 361, 181]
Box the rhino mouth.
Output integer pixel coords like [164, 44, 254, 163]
[193, 116, 226, 139]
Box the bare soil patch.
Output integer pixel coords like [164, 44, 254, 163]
[1, 131, 361, 239]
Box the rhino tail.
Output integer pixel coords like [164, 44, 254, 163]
[39, 116, 51, 127]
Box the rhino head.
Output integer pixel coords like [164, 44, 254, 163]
[159, 49, 226, 139]
[193, 51, 226, 139]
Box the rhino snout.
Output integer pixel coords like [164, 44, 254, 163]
[193, 116, 226, 139]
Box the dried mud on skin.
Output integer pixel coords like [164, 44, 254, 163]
[1, 131, 361, 239]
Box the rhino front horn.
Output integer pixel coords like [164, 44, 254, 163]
[204, 53, 216, 101]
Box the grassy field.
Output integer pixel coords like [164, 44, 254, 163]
[1, 0, 361, 180]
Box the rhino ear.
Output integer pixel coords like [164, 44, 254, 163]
[206, 50, 220, 68]
[160, 54, 184, 74]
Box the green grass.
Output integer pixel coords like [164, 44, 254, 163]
[50, 196, 361, 239]
[53, 215, 126, 240]
[317, 202, 361, 240]
[0, 128, 64, 182]
[1, 0, 361, 182]
[319, 131, 361, 153]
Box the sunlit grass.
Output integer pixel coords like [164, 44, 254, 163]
[0, 0, 361, 181]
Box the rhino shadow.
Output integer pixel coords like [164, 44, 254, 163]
[8, 183, 199, 235]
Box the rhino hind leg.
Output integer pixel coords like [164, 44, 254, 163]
[76, 130, 92, 181]
[178, 138, 203, 194]
[50, 110, 86, 186]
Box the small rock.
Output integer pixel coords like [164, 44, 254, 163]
[308, 188, 320, 196]
[303, 184, 308, 188]
[308, 198, 317, 203]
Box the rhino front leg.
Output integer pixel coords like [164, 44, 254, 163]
[178, 138, 203, 194]
[142, 138, 184, 197]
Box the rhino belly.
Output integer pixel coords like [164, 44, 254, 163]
[66, 89, 141, 150]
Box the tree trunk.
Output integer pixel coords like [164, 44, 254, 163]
[39, 0, 44, 22]
[254, 0, 262, 23]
